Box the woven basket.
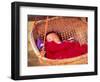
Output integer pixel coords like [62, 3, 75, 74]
[30, 17, 88, 66]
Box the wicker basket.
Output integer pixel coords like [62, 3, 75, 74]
[30, 17, 88, 66]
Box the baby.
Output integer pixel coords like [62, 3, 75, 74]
[46, 32, 62, 43]
[45, 31, 87, 59]
[46, 32, 75, 43]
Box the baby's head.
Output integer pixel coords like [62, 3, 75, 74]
[46, 31, 61, 43]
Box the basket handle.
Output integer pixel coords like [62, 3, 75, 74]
[43, 16, 49, 50]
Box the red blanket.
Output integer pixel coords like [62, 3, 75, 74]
[45, 41, 87, 59]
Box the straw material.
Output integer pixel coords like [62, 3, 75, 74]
[30, 17, 88, 65]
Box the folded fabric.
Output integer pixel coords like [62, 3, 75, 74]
[36, 37, 44, 50]
[45, 41, 87, 59]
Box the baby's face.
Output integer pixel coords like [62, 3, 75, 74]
[46, 34, 54, 42]
[46, 33, 61, 42]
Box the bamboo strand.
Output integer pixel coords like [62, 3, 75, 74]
[43, 16, 49, 49]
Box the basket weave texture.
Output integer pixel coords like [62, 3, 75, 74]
[31, 17, 88, 65]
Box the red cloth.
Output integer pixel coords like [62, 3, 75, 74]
[45, 41, 87, 59]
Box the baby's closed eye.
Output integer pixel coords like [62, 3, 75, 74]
[47, 38, 53, 42]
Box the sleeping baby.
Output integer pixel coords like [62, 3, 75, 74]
[45, 31, 87, 59]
